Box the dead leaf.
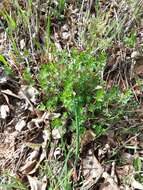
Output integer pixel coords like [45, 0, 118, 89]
[52, 128, 61, 140]
[42, 112, 61, 121]
[53, 147, 63, 160]
[99, 172, 120, 190]
[15, 119, 26, 131]
[131, 51, 140, 59]
[1, 89, 21, 99]
[28, 150, 46, 175]
[27, 175, 47, 190]
[26, 149, 40, 161]
[132, 178, 143, 190]
[81, 149, 103, 189]
[42, 129, 50, 147]
[27, 118, 44, 130]
[0, 105, 9, 119]
[20, 39, 25, 49]
[80, 130, 96, 154]
[20, 160, 36, 174]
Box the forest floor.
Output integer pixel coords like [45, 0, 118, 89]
[1, 0, 143, 190]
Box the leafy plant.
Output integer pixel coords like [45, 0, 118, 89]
[123, 31, 137, 48]
[133, 157, 143, 183]
[22, 67, 35, 85]
[1, 0, 142, 189]
[0, 173, 27, 190]
[92, 124, 107, 137]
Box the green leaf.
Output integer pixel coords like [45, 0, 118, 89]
[95, 88, 105, 102]
[0, 54, 9, 66]
[133, 157, 142, 172]
[92, 124, 106, 137]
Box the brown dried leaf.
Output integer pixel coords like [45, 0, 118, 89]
[80, 130, 96, 154]
[0, 132, 16, 161]
[1, 89, 21, 99]
[132, 178, 143, 190]
[81, 149, 103, 189]
[99, 172, 119, 190]
[15, 119, 26, 131]
[52, 128, 61, 140]
[20, 160, 37, 175]
[19, 85, 39, 104]
[27, 175, 47, 190]
[28, 150, 46, 175]
[0, 105, 9, 119]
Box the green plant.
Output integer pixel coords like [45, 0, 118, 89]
[0, 172, 27, 190]
[38, 47, 135, 125]
[133, 157, 143, 183]
[59, 0, 66, 13]
[92, 124, 107, 137]
[1, 1, 142, 189]
[123, 31, 137, 48]
[22, 67, 35, 85]
[41, 148, 73, 190]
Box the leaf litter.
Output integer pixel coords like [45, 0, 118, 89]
[0, 0, 143, 189]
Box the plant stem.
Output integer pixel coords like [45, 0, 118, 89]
[74, 98, 80, 166]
